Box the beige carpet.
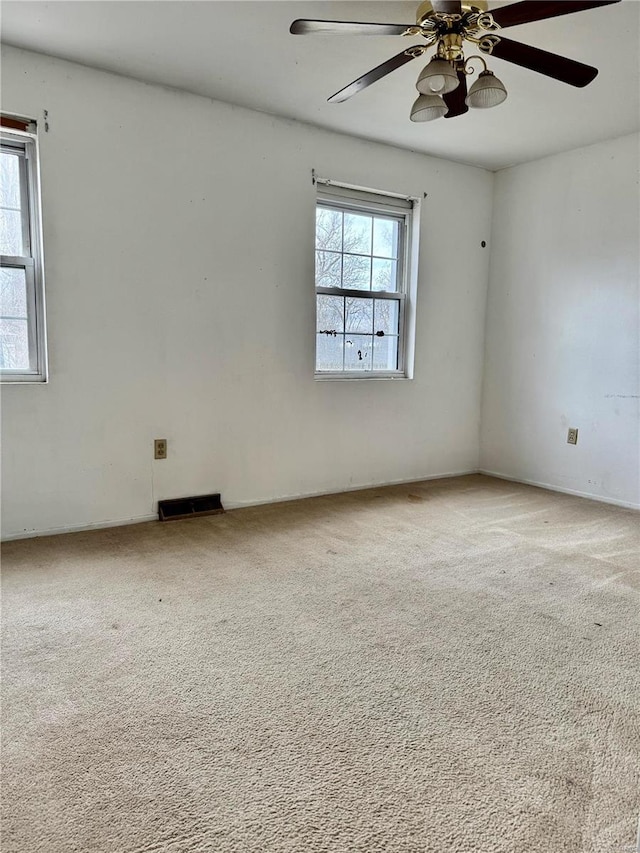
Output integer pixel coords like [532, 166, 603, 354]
[2, 474, 639, 853]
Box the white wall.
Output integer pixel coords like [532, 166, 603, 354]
[1, 47, 493, 539]
[481, 134, 640, 508]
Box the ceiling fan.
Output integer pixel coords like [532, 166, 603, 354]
[290, 1, 621, 121]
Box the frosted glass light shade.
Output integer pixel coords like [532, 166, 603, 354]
[465, 70, 507, 108]
[416, 58, 459, 95]
[410, 93, 447, 122]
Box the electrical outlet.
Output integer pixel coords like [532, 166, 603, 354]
[567, 428, 578, 446]
[154, 439, 167, 459]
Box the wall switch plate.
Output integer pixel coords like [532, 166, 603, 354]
[154, 439, 167, 459]
[567, 428, 578, 445]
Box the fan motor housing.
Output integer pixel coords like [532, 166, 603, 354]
[416, 1, 488, 25]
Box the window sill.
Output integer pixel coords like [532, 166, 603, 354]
[315, 372, 411, 381]
[1, 373, 48, 384]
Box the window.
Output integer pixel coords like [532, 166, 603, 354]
[1, 121, 47, 382]
[315, 181, 419, 379]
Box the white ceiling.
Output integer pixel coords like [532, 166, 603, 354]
[2, 0, 639, 170]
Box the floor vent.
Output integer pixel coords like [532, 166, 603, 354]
[158, 493, 224, 522]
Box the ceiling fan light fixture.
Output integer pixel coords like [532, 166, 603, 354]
[465, 70, 508, 109]
[416, 57, 459, 95]
[410, 93, 447, 122]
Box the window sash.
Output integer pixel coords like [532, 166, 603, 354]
[0, 258, 38, 374]
[316, 202, 407, 295]
[315, 290, 405, 376]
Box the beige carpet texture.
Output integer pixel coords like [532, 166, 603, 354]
[2, 474, 639, 853]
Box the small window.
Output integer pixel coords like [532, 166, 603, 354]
[1, 123, 47, 382]
[315, 181, 418, 378]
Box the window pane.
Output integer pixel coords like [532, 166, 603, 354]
[373, 218, 399, 259]
[345, 297, 373, 333]
[344, 335, 372, 371]
[373, 335, 399, 371]
[0, 208, 24, 255]
[316, 294, 344, 333]
[344, 213, 372, 255]
[316, 207, 342, 252]
[0, 151, 22, 210]
[0, 268, 27, 317]
[0, 317, 29, 369]
[374, 299, 400, 335]
[316, 251, 341, 287]
[372, 258, 398, 292]
[316, 333, 343, 371]
[342, 254, 370, 290]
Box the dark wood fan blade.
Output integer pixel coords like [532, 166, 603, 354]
[430, 1, 463, 14]
[443, 69, 468, 118]
[484, 36, 598, 87]
[328, 50, 419, 103]
[490, 1, 620, 30]
[290, 19, 413, 36]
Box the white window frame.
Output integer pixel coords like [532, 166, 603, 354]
[314, 179, 420, 380]
[1, 127, 47, 383]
